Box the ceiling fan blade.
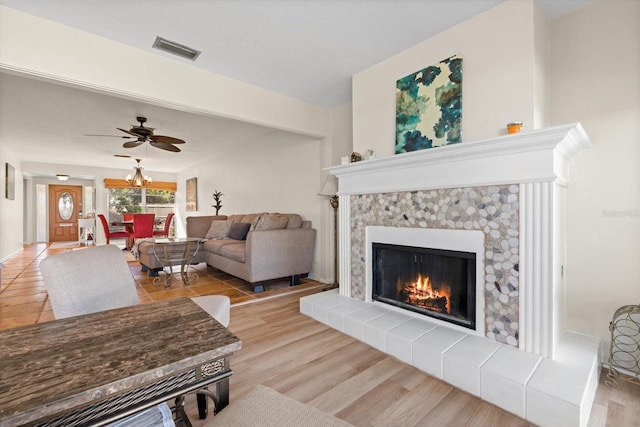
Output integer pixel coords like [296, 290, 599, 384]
[123, 140, 145, 148]
[117, 127, 141, 138]
[85, 134, 133, 139]
[150, 141, 181, 152]
[152, 135, 185, 144]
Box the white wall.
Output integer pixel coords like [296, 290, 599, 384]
[352, 0, 545, 157]
[175, 132, 331, 281]
[550, 1, 640, 354]
[0, 145, 23, 261]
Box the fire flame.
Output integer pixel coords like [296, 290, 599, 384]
[402, 274, 450, 313]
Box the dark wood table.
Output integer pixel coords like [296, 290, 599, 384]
[0, 298, 241, 427]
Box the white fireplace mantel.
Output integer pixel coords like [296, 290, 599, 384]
[328, 123, 590, 196]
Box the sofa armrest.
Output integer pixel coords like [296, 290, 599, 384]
[244, 228, 316, 282]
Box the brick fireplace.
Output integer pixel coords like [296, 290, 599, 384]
[301, 124, 601, 427]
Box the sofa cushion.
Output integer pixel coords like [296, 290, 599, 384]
[217, 242, 246, 263]
[205, 220, 233, 239]
[228, 223, 251, 240]
[254, 214, 289, 231]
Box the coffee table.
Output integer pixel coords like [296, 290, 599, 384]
[152, 237, 203, 287]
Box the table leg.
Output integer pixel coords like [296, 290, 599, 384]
[214, 377, 230, 414]
[197, 391, 208, 419]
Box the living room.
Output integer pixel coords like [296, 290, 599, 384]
[0, 1, 638, 426]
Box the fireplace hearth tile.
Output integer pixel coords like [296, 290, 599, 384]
[480, 345, 542, 418]
[343, 305, 389, 340]
[526, 333, 599, 427]
[411, 326, 467, 379]
[442, 334, 500, 396]
[310, 295, 347, 324]
[363, 311, 410, 352]
[387, 318, 438, 364]
[299, 290, 337, 317]
[327, 299, 368, 331]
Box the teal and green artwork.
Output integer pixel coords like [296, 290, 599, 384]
[395, 55, 462, 153]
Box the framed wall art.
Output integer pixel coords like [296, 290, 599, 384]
[395, 54, 463, 153]
[5, 163, 15, 200]
[186, 177, 197, 211]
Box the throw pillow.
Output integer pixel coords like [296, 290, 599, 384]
[205, 220, 233, 239]
[228, 223, 251, 240]
[254, 214, 289, 231]
[284, 214, 303, 229]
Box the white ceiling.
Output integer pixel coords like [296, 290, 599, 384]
[0, 0, 594, 175]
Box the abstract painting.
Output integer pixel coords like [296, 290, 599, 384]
[395, 55, 462, 153]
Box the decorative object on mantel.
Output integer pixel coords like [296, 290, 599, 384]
[125, 159, 152, 187]
[318, 174, 339, 290]
[396, 54, 462, 153]
[186, 177, 197, 211]
[212, 190, 224, 215]
[507, 122, 523, 134]
[350, 152, 362, 163]
[364, 148, 375, 160]
[606, 304, 640, 386]
[341, 156, 350, 165]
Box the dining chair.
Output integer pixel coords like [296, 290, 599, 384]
[131, 213, 156, 239]
[97, 214, 130, 245]
[153, 212, 174, 238]
[40, 245, 232, 425]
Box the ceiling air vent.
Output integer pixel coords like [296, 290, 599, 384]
[152, 36, 201, 61]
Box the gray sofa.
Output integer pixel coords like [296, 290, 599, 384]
[138, 213, 316, 292]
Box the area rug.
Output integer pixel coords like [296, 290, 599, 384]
[213, 385, 353, 427]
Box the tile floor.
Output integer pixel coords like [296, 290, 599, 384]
[0, 242, 325, 330]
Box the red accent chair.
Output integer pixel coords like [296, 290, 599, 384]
[130, 213, 156, 240]
[153, 213, 174, 238]
[97, 214, 130, 245]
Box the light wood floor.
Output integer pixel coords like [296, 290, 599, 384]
[2, 244, 639, 426]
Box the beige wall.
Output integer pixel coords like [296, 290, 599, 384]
[0, 144, 23, 260]
[352, 0, 545, 157]
[550, 0, 640, 354]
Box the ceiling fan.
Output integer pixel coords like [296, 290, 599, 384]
[87, 116, 185, 152]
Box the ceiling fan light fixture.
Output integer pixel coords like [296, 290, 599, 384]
[126, 159, 152, 187]
[152, 36, 201, 61]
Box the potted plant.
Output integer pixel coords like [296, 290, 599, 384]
[212, 190, 223, 215]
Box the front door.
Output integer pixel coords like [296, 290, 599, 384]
[49, 185, 83, 242]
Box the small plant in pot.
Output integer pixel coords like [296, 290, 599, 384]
[212, 190, 223, 215]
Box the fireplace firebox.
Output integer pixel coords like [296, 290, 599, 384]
[372, 243, 476, 330]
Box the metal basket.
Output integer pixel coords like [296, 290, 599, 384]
[606, 304, 640, 386]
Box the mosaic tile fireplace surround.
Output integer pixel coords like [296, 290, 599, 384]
[301, 124, 602, 426]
